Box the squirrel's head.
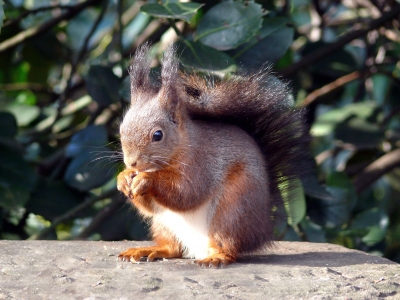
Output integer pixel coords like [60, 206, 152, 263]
[120, 43, 188, 173]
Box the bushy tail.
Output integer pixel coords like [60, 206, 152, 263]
[180, 69, 310, 205]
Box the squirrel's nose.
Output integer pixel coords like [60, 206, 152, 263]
[124, 156, 138, 168]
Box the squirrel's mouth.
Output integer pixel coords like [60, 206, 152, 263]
[143, 168, 158, 173]
[134, 167, 159, 173]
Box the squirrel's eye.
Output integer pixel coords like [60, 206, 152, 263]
[152, 130, 163, 142]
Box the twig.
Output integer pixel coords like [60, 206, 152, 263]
[326, 17, 372, 27]
[369, 0, 385, 13]
[75, 195, 125, 239]
[121, 18, 165, 60]
[30, 187, 118, 240]
[52, 0, 109, 130]
[0, 0, 101, 54]
[293, 223, 308, 242]
[0, 82, 53, 93]
[131, 19, 165, 49]
[73, 0, 109, 74]
[312, 0, 326, 28]
[281, 4, 400, 77]
[168, 19, 185, 39]
[353, 148, 400, 195]
[300, 70, 369, 107]
[4, 4, 74, 28]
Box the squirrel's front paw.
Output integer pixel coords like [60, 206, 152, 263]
[132, 172, 152, 197]
[117, 169, 137, 199]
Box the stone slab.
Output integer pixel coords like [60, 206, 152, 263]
[0, 241, 399, 299]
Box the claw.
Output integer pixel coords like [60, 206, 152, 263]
[118, 245, 182, 264]
[130, 257, 137, 263]
[195, 253, 235, 268]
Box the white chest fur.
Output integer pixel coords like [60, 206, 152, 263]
[153, 202, 211, 259]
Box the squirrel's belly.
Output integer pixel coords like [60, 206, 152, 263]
[153, 202, 212, 259]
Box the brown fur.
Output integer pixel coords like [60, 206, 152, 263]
[117, 44, 310, 268]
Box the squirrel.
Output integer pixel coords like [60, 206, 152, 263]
[117, 43, 310, 268]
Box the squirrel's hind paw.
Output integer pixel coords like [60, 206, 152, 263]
[195, 253, 236, 268]
[118, 246, 181, 263]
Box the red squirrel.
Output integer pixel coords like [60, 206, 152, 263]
[117, 43, 309, 267]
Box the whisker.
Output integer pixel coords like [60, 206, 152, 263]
[152, 155, 191, 167]
[150, 161, 163, 169]
[151, 159, 193, 185]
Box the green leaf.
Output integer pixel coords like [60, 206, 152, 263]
[231, 18, 294, 68]
[86, 66, 121, 107]
[326, 171, 357, 207]
[327, 171, 354, 189]
[15, 90, 36, 105]
[26, 178, 84, 221]
[140, 2, 203, 23]
[311, 102, 379, 136]
[302, 175, 334, 201]
[0, 181, 30, 210]
[351, 208, 389, 230]
[66, 125, 109, 158]
[307, 186, 352, 228]
[350, 208, 389, 246]
[280, 178, 306, 226]
[119, 76, 131, 102]
[52, 115, 75, 134]
[64, 145, 117, 192]
[22, 36, 57, 84]
[176, 40, 237, 74]
[66, 8, 97, 51]
[334, 116, 384, 148]
[301, 41, 358, 74]
[361, 225, 386, 246]
[122, 12, 150, 51]
[0, 112, 18, 139]
[7, 104, 40, 127]
[195, 1, 263, 50]
[61, 95, 93, 115]
[290, 0, 311, 27]
[301, 219, 326, 243]
[66, 7, 114, 52]
[385, 168, 400, 192]
[371, 74, 391, 105]
[0, 144, 37, 210]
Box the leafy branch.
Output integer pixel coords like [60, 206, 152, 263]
[31, 187, 118, 240]
[3, 4, 75, 28]
[281, 4, 400, 77]
[353, 149, 400, 195]
[0, 0, 101, 54]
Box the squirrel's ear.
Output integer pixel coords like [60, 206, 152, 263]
[161, 44, 179, 89]
[129, 42, 153, 99]
[159, 44, 183, 122]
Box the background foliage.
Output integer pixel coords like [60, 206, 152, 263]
[1, 0, 400, 262]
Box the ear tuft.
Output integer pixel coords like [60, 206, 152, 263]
[129, 42, 152, 96]
[161, 44, 179, 89]
[159, 44, 183, 123]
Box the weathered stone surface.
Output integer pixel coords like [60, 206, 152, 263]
[0, 241, 399, 299]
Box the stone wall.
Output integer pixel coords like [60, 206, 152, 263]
[0, 241, 399, 299]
